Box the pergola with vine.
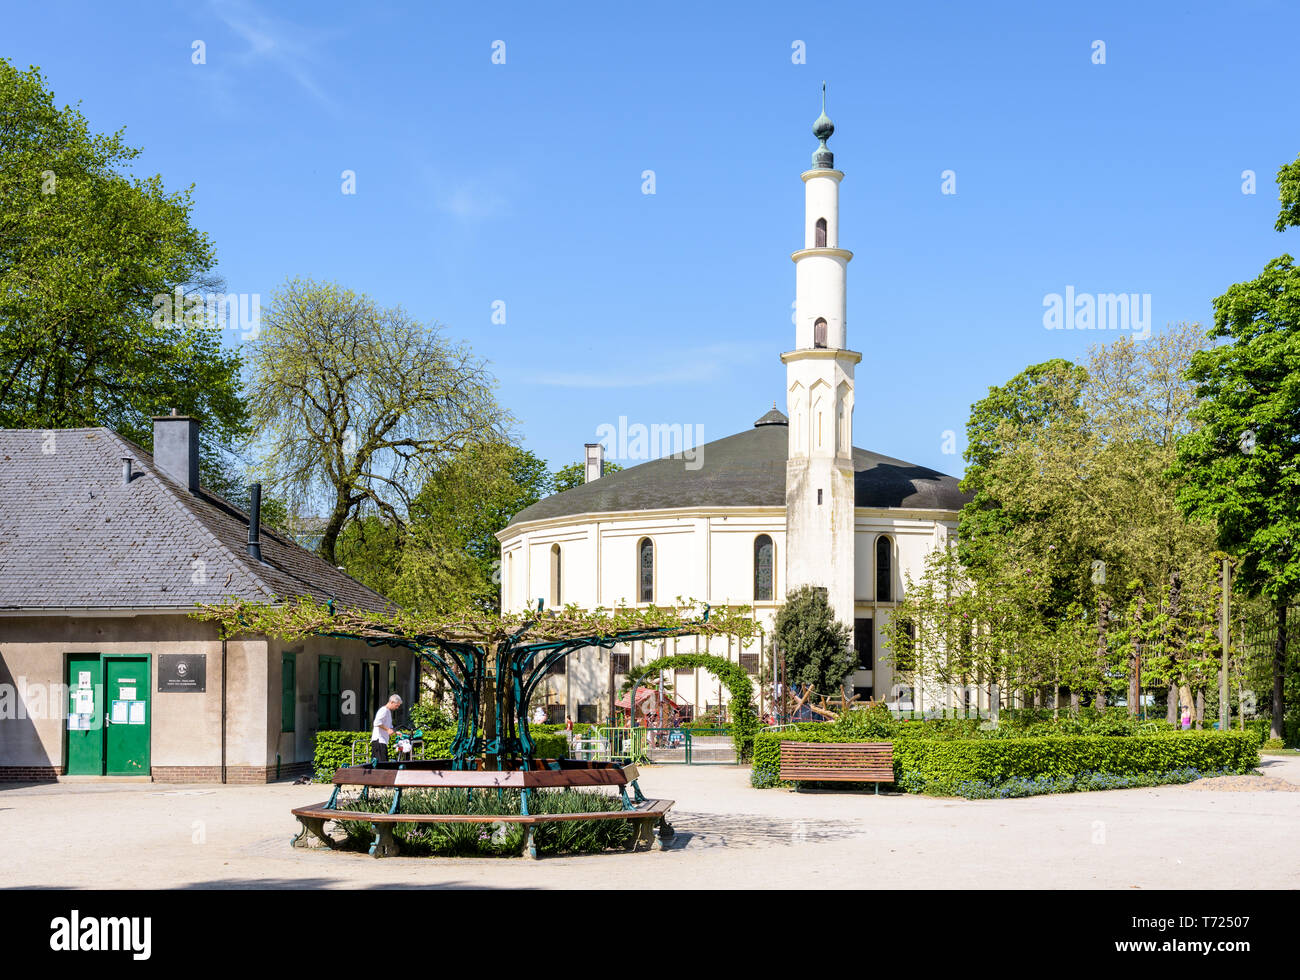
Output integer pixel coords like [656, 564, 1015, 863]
[194, 597, 760, 770]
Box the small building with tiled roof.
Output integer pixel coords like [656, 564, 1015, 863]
[0, 415, 417, 783]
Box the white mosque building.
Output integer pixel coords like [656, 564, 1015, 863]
[496, 101, 970, 725]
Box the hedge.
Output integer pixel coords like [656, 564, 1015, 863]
[749, 729, 1260, 794]
[313, 729, 569, 782]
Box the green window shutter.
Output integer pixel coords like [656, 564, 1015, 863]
[281, 653, 296, 733]
[331, 660, 341, 728]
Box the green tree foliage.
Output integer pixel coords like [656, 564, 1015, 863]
[338, 443, 554, 614]
[552, 459, 623, 493]
[0, 59, 246, 465]
[1170, 159, 1300, 739]
[1275, 153, 1300, 233]
[772, 585, 854, 695]
[936, 327, 1222, 717]
[244, 277, 509, 564]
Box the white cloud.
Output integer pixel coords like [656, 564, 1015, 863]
[203, 0, 340, 114]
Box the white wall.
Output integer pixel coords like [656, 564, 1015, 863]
[499, 507, 958, 716]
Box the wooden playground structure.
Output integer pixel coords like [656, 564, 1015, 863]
[781, 684, 882, 722]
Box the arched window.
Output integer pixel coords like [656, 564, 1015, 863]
[815, 217, 827, 248]
[753, 534, 774, 601]
[876, 535, 892, 602]
[637, 537, 654, 603]
[813, 317, 827, 348]
[549, 543, 561, 607]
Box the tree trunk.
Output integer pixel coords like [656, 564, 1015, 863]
[1129, 590, 1144, 718]
[1070, 690, 1079, 714]
[990, 681, 1000, 725]
[1273, 600, 1288, 742]
[1195, 688, 1204, 729]
[1095, 595, 1109, 711]
[317, 498, 350, 566]
[1166, 571, 1183, 726]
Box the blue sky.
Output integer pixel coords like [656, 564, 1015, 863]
[7, 0, 1297, 479]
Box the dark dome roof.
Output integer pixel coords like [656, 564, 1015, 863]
[507, 423, 970, 527]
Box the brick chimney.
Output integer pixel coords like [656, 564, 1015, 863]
[152, 410, 200, 492]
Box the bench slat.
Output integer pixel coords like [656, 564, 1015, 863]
[779, 741, 893, 783]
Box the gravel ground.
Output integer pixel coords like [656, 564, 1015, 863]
[2, 755, 1297, 890]
[1183, 771, 1300, 792]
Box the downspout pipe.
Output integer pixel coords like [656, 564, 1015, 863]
[221, 637, 227, 784]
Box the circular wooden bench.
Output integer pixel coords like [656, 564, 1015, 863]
[291, 759, 675, 858]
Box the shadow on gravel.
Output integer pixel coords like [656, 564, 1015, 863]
[668, 811, 866, 849]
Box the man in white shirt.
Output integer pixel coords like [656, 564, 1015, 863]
[370, 694, 402, 763]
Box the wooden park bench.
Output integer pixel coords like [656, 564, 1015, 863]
[778, 741, 894, 793]
[291, 759, 674, 859]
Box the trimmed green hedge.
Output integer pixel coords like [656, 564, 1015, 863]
[313, 729, 569, 782]
[750, 728, 1260, 794]
[892, 731, 1258, 795]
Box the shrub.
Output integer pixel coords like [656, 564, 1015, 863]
[312, 729, 569, 782]
[749, 728, 1260, 794]
[408, 701, 454, 731]
[529, 722, 595, 737]
[952, 767, 1236, 799]
[893, 731, 1259, 795]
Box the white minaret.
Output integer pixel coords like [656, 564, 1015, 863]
[782, 85, 860, 633]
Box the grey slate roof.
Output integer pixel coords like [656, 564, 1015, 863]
[0, 428, 390, 612]
[508, 417, 971, 527]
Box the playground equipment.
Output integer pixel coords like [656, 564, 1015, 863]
[781, 684, 867, 722]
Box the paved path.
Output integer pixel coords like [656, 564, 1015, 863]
[3, 758, 1298, 890]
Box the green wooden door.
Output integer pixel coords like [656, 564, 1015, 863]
[104, 656, 150, 775]
[66, 655, 103, 775]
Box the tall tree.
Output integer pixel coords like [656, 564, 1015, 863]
[772, 585, 855, 696]
[0, 59, 246, 460]
[1170, 157, 1300, 740]
[245, 277, 509, 564]
[383, 443, 553, 614]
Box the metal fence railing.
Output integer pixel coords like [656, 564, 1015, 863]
[642, 727, 736, 765]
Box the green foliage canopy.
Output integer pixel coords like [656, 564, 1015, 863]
[0, 59, 246, 467]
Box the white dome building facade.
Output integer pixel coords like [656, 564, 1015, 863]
[496, 102, 970, 725]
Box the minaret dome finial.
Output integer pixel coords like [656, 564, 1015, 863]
[812, 82, 834, 169]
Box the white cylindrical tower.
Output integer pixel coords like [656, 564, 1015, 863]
[782, 86, 861, 638]
[792, 97, 852, 351]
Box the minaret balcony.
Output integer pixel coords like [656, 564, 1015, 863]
[790, 246, 853, 263]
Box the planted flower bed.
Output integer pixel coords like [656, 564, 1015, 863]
[332, 787, 636, 856]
